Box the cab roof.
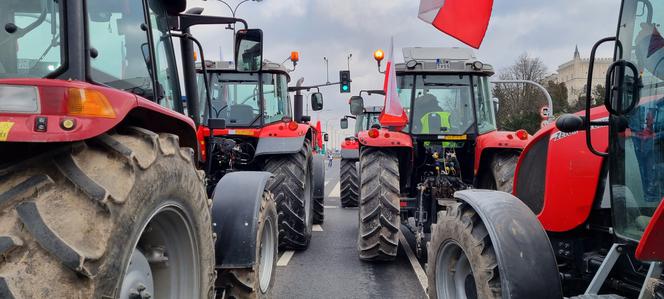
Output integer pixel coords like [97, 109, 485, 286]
[197, 60, 290, 76]
[395, 47, 494, 76]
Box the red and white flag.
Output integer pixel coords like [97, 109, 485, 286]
[418, 0, 493, 49]
[379, 37, 408, 129]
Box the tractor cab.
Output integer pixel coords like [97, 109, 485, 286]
[395, 47, 497, 140]
[355, 106, 382, 132]
[609, 0, 664, 252]
[196, 60, 291, 128]
[385, 47, 504, 185]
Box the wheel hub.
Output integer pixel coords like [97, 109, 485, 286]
[120, 249, 155, 299]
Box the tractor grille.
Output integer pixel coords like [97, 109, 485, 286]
[515, 134, 549, 214]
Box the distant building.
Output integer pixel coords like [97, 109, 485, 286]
[548, 46, 611, 105]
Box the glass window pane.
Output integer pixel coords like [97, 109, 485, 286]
[88, 0, 154, 99]
[148, 0, 180, 110]
[474, 76, 497, 134]
[411, 75, 474, 135]
[0, 0, 63, 78]
[611, 0, 664, 240]
[263, 73, 290, 123]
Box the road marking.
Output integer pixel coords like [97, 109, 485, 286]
[312, 224, 323, 232]
[277, 250, 295, 267]
[399, 232, 428, 294]
[328, 181, 340, 198]
[324, 205, 338, 209]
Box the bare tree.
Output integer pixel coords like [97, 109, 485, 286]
[493, 53, 549, 133]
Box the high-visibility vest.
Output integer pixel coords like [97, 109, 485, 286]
[420, 111, 451, 134]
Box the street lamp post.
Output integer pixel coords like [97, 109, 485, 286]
[323, 57, 330, 84]
[217, 0, 263, 32]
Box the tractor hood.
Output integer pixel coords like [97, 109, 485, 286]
[513, 106, 609, 232]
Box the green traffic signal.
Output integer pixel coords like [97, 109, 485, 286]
[342, 85, 349, 92]
[339, 70, 351, 93]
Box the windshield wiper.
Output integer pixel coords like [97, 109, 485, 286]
[246, 114, 262, 127]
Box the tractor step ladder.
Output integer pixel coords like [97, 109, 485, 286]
[585, 243, 663, 299]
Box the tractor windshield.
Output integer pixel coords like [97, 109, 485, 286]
[0, 0, 64, 78]
[611, 0, 664, 241]
[396, 74, 495, 135]
[199, 71, 291, 127]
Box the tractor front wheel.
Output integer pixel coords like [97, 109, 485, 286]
[340, 159, 359, 208]
[357, 148, 400, 262]
[265, 142, 314, 250]
[426, 202, 501, 299]
[218, 191, 278, 299]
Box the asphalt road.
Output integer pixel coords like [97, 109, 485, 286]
[272, 159, 427, 299]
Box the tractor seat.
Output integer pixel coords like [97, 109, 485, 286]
[228, 104, 256, 124]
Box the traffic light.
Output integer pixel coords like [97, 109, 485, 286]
[339, 70, 351, 93]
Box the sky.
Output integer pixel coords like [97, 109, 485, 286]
[185, 0, 621, 148]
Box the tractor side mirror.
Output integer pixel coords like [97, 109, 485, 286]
[492, 97, 500, 112]
[349, 96, 364, 116]
[340, 117, 349, 129]
[555, 114, 584, 133]
[311, 92, 324, 111]
[208, 118, 226, 130]
[235, 29, 263, 72]
[324, 133, 329, 142]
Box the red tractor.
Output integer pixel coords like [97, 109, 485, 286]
[0, 1, 278, 298]
[339, 93, 383, 208]
[353, 47, 532, 262]
[194, 59, 326, 250]
[424, 1, 664, 298]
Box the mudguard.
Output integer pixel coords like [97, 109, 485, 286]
[312, 155, 325, 199]
[0, 78, 197, 149]
[474, 130, 530, 175]
[453, 189, 563, 298]
[254, 135, 306, 156]
[357, 129, 413, 148]
[341, 149, 359, 159]
[211, 171, 272, 269]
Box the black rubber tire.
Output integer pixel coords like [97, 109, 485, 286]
[264, 142, 314, 250]
[480, 151, 519, 193]
[340, 159, 360, 208]
[218, 191, 278, 299]
[358, 148, 400, 261]
[0, 127, 215, 299]
[426, 202, 501, 299]
[312, 155, 325, 224]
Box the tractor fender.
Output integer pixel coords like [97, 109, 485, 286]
[357, 129, 413, 148]
[474, 131, 529, 175]
[211, 171, 272, 268]
[254, 135, 307, 156]
[341, 149, 359, 159]
[0, 79, 197, 150]
[312, 155, 325, 199]
[254, 123, 310, 156]
[452, 189, 563, 298]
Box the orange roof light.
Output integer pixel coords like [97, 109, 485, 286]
[373, 49, 385, 62]
[67, 88, 116, 118]
[193, 51, 198, 61]
[290, 51, 300, 63]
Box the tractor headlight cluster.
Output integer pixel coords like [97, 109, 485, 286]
[0, 84, 40, 113]
[472, 61, 484, 71]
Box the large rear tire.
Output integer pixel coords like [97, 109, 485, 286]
[0, 127, 215, 299]
[358, 148, 400, 262]
[480, 151, 519, 193]
[218, 191, 278, 299]
[264, 142, 314, 250]
[340, 159, 359, 208]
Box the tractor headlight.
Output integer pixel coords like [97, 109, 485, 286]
[0, 84, 40, 113]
